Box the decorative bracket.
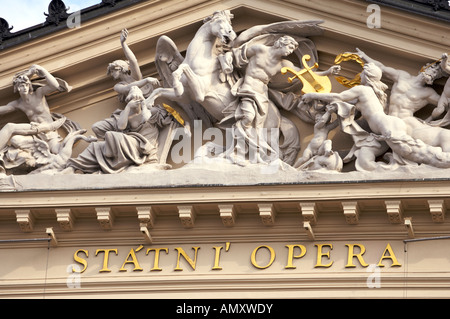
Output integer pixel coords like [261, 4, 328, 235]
[258, 204, 276, 226]
[299, 202, 317, 225]
[342, 201, 360, 225]
[219, 204, 236, 226]
[385, 200, 404, 224]
[96, 207, 114, 230]
[178, 205, 195, 228]
[15, 210, 34, 233]
[428, 200, 446, 223]
[55, 208, 74, 231]
[136, 206, 156, 228]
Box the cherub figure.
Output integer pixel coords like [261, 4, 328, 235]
[293, 103, 339, 168]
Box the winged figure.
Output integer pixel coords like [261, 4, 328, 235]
[147, 12, 325, 165]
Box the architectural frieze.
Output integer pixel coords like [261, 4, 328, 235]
[0, 0, 449, 299]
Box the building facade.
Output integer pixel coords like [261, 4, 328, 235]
[0, 0, 449, 298]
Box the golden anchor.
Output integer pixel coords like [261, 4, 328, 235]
[281, 54, 332, 94]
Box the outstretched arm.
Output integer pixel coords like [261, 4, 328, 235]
[114, 77, 160, 96]
[315, 65, 341, 77]
[0, 101, 17, 117]
[121, 29, 143, 81]
[28, 65, 61, 96]
[303, 86, 362, 104]
[356, 48, 402, 81]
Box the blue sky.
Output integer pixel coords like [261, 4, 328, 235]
[1, 0, 100, 31]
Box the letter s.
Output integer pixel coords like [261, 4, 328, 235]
[73, 249, 88, 273]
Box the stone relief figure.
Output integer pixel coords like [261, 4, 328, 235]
[94, 29, 160, 139]
[430, 76, 450, 126]
[65, 86, 173, 174]
[293, 103, 340, 170]
[109, 29, 159, 102]
[3, 11, 449, 180]
[427, 54, 450, 127]
[219, 35, 300, 165]
[149, 10, 325, 165]
[296, 147, 343, 172]
[0, 65, 88, 175]
[356, 49, 450, 152]
[303, 63, 450, 170]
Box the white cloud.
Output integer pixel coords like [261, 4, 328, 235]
[1, 0, 49, 31]
[0, 0, 100, 31]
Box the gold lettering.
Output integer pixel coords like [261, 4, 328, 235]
[212, 242, 231, 270]
[95, 249, 118, 273]
[345, 244, 369, 268]
[315, 244, 333, 268]
[251, 245, 276, 269]
[174, 247, 200, 271]
[285, 244, 306, 269]
[119, 246, 144, 272]
[146, 248, 169, 271]
[73, 249, 88, 273]
[377, 243, 402, 267]
[212, 246, 223, 270]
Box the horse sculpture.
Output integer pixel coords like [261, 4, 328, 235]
[146, 10, 324, 165]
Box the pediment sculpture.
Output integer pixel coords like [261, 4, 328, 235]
[0, 10, 449, 181]
[0, 64, 94, 177]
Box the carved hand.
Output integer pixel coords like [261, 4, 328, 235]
[128, 99, 142, 113]
[120, 28, 129, 44]
[146, 77, 160, 86]
[328, 65, 341, 75]
[303, 93, 318, 103]
[326, 103, 337, 113]
[355, 48, 366, 60]
[28, 64, 44, 77]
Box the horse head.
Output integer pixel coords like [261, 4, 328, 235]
[203, 10, 237, 45]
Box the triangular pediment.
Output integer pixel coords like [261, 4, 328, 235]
[0, 0, 449, 190]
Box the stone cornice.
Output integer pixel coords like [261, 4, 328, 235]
[1, 174, 449, 207]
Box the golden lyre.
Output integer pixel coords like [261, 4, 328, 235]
[281, 54, 332, 94]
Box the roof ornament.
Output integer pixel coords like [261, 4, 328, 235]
[44, 0, 70, 25]
[0, 18, 13, 44]
[102, 0, 118, 6]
